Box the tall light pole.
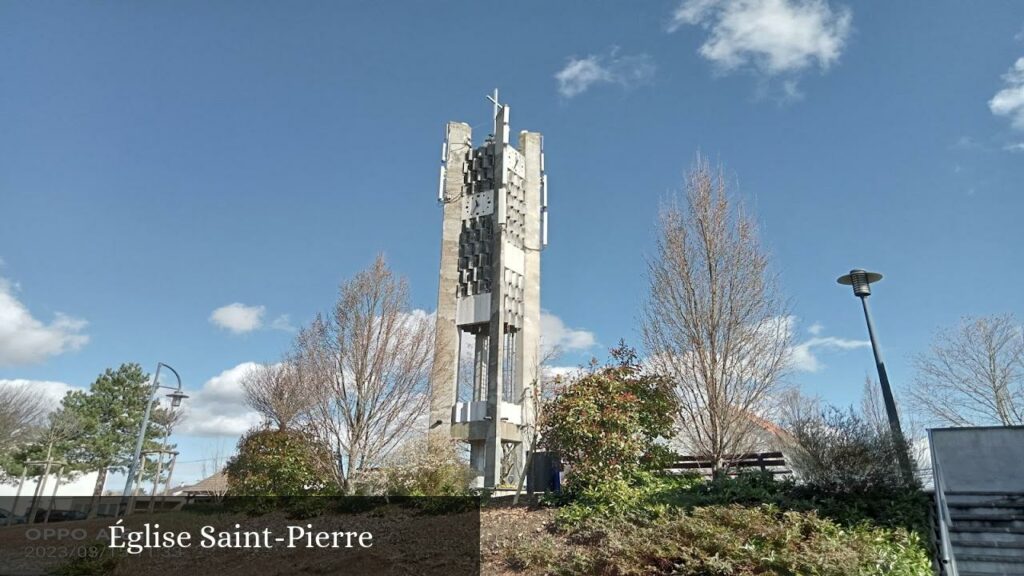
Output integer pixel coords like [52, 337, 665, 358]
[837, 269, 915, 483]
[120, 362, 188, 515]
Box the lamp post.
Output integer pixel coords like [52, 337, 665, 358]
[837, 269, 915, 483]
[120, 362, 187, 515]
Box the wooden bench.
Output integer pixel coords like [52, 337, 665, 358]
[665, 451, 792, 478]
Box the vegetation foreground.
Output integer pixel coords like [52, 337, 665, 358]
[494, 341, 936, 576]
[497, 474, 932, 576]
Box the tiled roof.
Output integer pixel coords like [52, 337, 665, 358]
[180, 470, 228, 494]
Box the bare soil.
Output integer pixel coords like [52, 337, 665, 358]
[0, 500, 552, 576]
[480, 502, 557, 576]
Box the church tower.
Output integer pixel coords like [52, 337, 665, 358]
[428, 93, 547, 489]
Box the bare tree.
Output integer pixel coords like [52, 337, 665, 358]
[199, 444, 229, 500]
[0, 382, 48, 453]
[860, 376, 930, 480]
[23, 409, 82, 522]
[295, 255, 435, 493]
[778, 392, 908, 490]
[860, 375, 920, 439]
[910, 314, 1024, 427]
[642, 156, 791, 472]
[242, 362, 311, 431]
[200, 443, 228, 480]
[860, 375, 891, 436]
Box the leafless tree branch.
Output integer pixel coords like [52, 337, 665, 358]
[909, 314, 1024, 427]
[294, 255, 436, 493]
[242, 362, 311, 431]
[642, 155, 792, 471]
[0, 382, 49, 452]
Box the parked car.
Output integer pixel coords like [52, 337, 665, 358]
[28, 509, 88, 523]
[0, 507, 27, 525]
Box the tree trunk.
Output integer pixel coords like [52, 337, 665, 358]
[337, 450, 350, 495]
[86, 467, 107, 519]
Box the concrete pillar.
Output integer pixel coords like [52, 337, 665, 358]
[429, 122, 471, 440]
[517, 131, 543, 464]
[473, 332, 487, 401]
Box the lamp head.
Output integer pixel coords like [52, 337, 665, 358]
[167, 389, 189, 408]
[837, 269, 883, 297]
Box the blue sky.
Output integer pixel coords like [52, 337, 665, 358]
[2, 1, 1023, 485]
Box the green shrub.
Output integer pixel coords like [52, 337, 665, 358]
[661, 471, 930, 538]
[224, 428, 337, 497]
[686, 470, 794, 506]
[554, 472, 702, 528]
[507, 505, 931, 576]
[540, 344, 677, 495]
[357, 435, 475, 496]
[783, 483, 931, 536]
[504, 533, 559, 572]
[782, 404, 916, 491]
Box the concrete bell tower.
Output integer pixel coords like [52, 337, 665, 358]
[428, 92, 548, 489]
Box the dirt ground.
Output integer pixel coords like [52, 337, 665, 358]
[480, 502, 556, 576]
[0, 500, 552, 576]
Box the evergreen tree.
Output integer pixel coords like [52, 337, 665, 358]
[60, 364, 173, 517]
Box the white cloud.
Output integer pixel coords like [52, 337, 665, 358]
[1005, 142, 1024, 152]
[990, 57, 1024, 130]
[543, 365, 583, 381]
[645, 315, 865, 375]
[0, 379, 81, 409]
[178, 362, 262, 437]
[402, 308, 434, 325]
[209, 303, 265, 334]
[540, 311, 597, 355]
[269, 314, 295, 332]
[555, 48, 655, 98]
[670, 0, 852, 82]
[209, 304, 297, 334]
[781, 78, 804, 101]
[0, 278, 89, 367]
[790, 335, 870, 373]
[952, 135, 984, 150]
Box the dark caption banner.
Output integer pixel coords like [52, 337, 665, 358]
[0, 497, 480, 576]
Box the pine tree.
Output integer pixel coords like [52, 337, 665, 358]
[60, 364, 173, 518]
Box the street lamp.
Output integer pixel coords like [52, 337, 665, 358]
[120, 362, 187, 514]
[837, 269, 915, 483]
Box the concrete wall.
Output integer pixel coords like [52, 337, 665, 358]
[930, 426, 1024, 493]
